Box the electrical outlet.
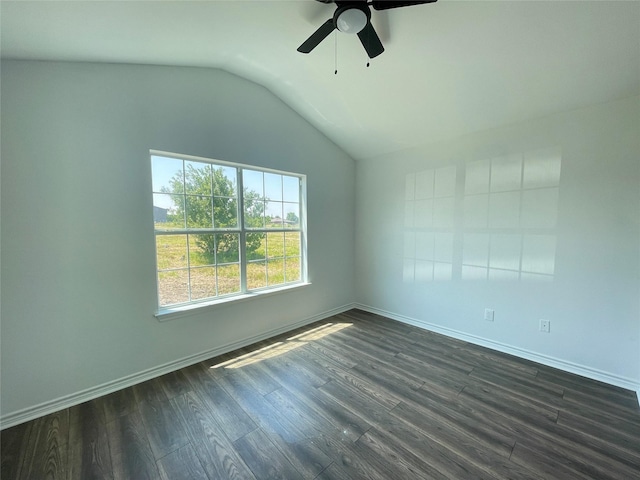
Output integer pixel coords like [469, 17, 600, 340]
[540, 319, 550, 333]
[484, 309, 494, 322]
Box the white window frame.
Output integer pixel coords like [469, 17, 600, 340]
[151, 150, 308, 320]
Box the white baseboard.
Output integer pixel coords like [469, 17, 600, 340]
[0, 303, 357, 430]
[355, 303, 640, 396]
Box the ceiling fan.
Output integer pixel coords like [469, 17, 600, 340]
[298, 0, 438, 59]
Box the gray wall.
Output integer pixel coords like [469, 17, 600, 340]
[0, 61, 356, 421]
[355, 96, 640, 388]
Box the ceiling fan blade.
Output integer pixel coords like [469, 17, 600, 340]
[371, 0, 437, 10]
[357, 22, 384, 58]
[298, 19, 336, 54]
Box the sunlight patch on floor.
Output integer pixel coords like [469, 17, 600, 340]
[210, 322, 352, 369]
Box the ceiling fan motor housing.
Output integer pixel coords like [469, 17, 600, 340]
[334, 4, 371, 34]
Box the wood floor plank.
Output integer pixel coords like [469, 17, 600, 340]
[561, 388, 640, 424]
[18, 410, 68, 480]
[156, 444, 209, 480]
[388, 402, 546, 480]
[470, 365, 565, 398]
[361, 409, 496, 479]
[301, 347, 403, 410]
[217, 370, 304, 442]
[512, 426, 640, 480]
[536, 367, 638, 403]
[303, 340, 359, 369]
[410, 385, 519, 452]
[456, 386, 640, 476]
[227, 361, 282, 397]
[319, 378, 498, 478]
[391, 395, 515, 459]
[349, 320, 482, 376]
[233, 428, 304, 480]
[393, 351, 470, 392]
[138, 396, 190, 460]
[456, 384, 640, 478]
[182, 364, 258, 442]
[68, 402, 113, 480]
[218, 369, 332, 478]
[460, 382, 560, 426]
[510, 442, 587, 480]
[1, 421, 32, 480]
[157, 369, 192, 400]
[263, 387, 344, 440]
[355, 429, 444, 480]
[132, 377, 169, 406]
[467, 367, 566, 411]
[309, 432, 390, 480]
[349, 310, 540, 378]
[172, 391, 257, 480]
[263, 347, 331, 389]
[105, 410, 158, 480]
[557, 409, 640, 454]
[261, 361, 371, 442]
[320, 326, 400, 360]
[99, 387, 137, 424]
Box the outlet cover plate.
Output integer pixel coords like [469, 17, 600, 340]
[540, 319, 551, 333]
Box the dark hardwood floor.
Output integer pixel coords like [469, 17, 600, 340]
[2, 309, 639, 479]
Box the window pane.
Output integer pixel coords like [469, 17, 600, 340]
[283, 203, 299, 227]
[267, 232, 284, 259]
[189, 234, 215, 267]
[186, 196, 213, 228]
[246, 233, 266, 261]
[152, 156, 183, 193]
[156, 235, 187, 270]
[153, 193, 184, 229]
[216, 233, 239, 264]
[243, 170, 264, 198]
[247, 261, 267, 290]
[286, 257, 301, 282]
[267, 259, 285, 286]
[244, 198, 265, 228]
[264, 173, 282, 201]
[214, 196, 238, 228]
[244, 170, 265, 228]
[190, 267, 216, 300]
[184, 161, 212, 195]
[283, 175, 299, 202]
[265, 201, 283, 228]
[158, 270, 189, 306]
[213, 166, 237, 196]
[285, 232, 300, 257]
[217, 264, 240, 295]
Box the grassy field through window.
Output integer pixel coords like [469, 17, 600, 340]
[156, 227, 301, 306]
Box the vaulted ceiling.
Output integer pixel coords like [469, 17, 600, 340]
[2, 0, 639, 161]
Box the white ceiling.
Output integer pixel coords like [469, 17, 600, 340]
[2, 0, 639, 161]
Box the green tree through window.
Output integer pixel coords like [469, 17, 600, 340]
[161, 164, 265, 262]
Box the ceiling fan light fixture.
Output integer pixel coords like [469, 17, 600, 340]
[336, 8, 367, 34]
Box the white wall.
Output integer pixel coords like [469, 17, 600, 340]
[0, 60, 356, 424]
[356, 97, 640, 388]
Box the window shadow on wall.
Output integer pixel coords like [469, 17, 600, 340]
[404, 147, 561, 283]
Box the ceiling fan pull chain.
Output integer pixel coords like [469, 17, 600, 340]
[367, 28, 370, 67]
[334, 31, 338, 74]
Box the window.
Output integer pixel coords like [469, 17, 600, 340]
[151, 151, 306, 313]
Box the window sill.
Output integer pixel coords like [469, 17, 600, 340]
[154, 282, 311, 322]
